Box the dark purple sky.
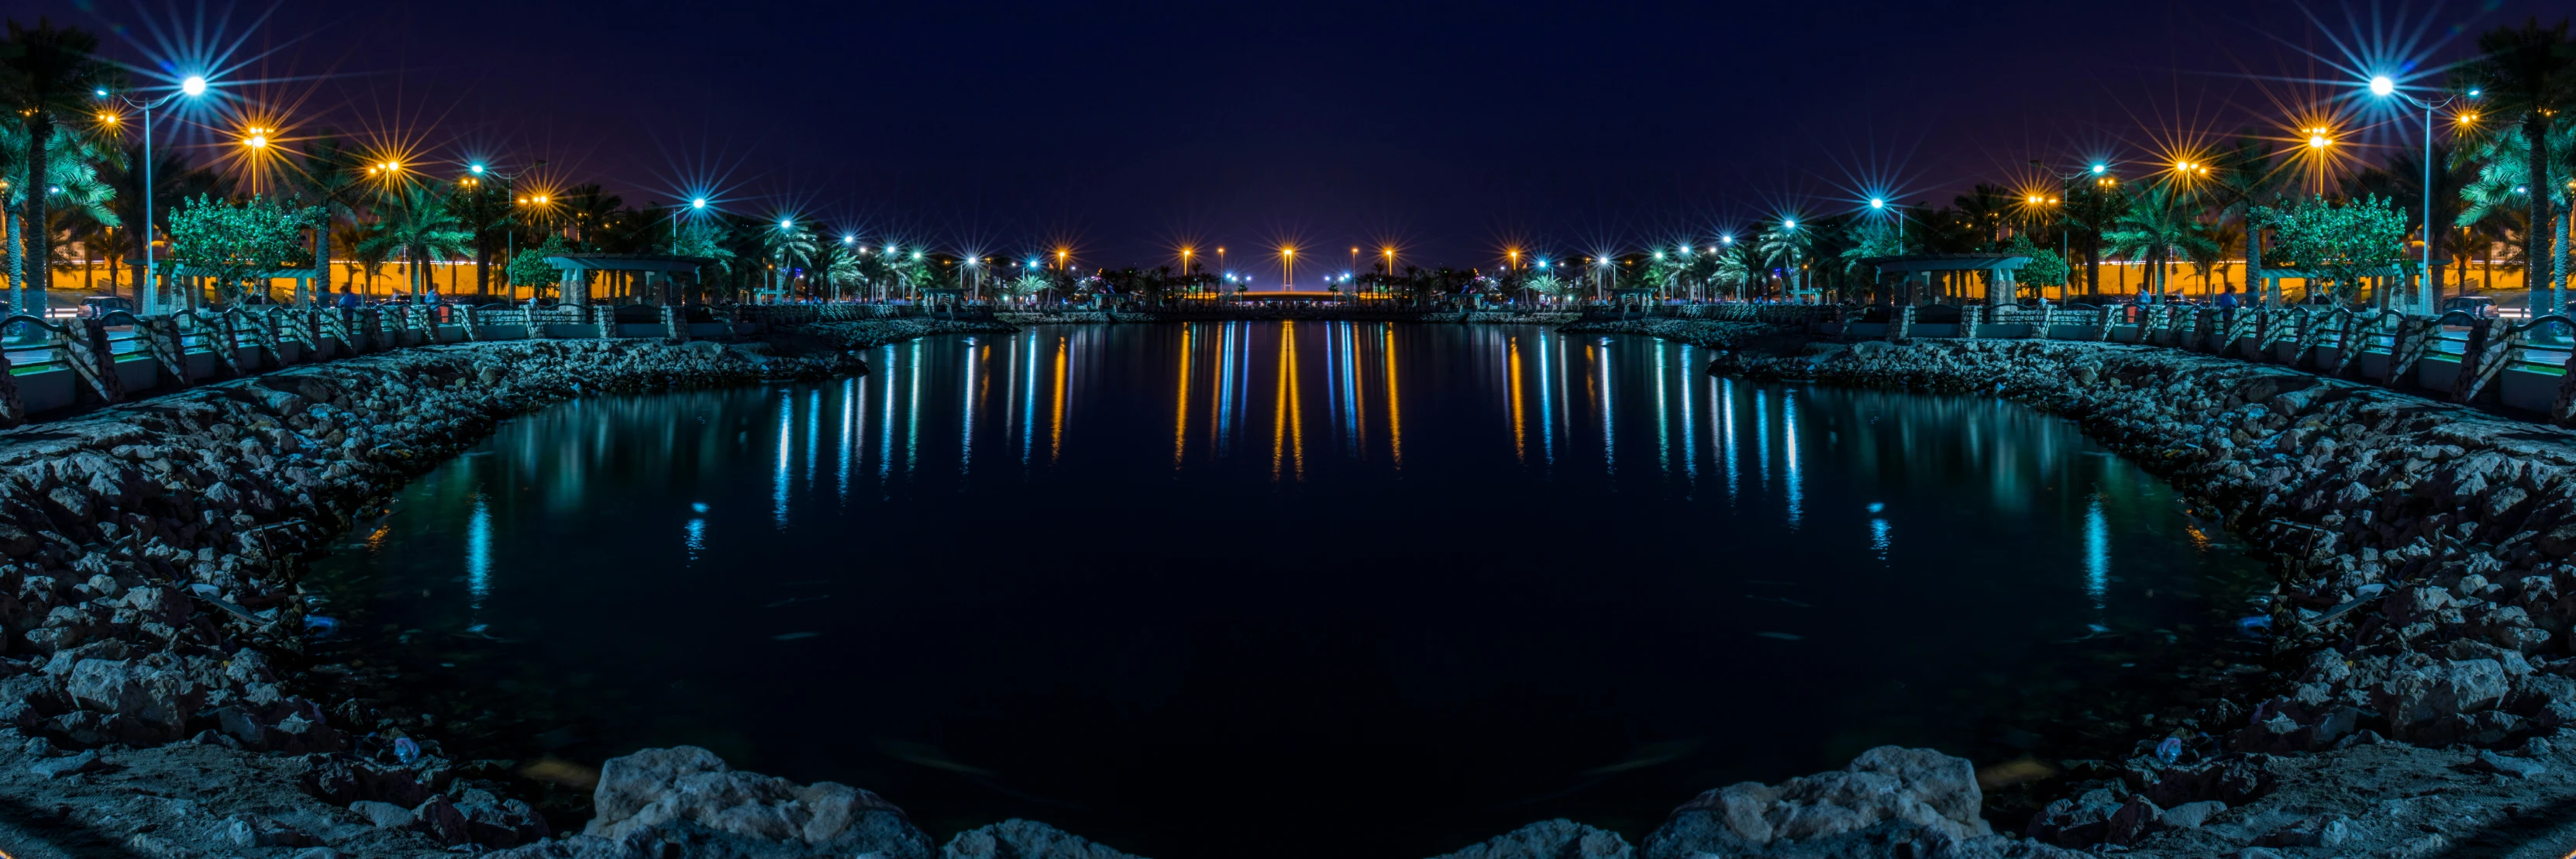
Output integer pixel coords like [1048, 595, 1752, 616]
[26, 0, 2566, 280]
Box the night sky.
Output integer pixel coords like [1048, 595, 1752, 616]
[23, 0, 2568, 280]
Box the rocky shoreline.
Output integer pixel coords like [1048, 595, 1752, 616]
[0, 318, 1008, 858]
[16, 315, 2576, 858]
[1641, 320, 2576, 857]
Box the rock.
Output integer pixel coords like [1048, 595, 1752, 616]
[2373, 657, 2510, 740]
[1641, 746, 1992, 857]
[2264, 815, 2352, 847]
[29, 748, 108, 778]
[349, 799, 415, 829]
[2026, 787, 2123, 847]
[456, 788, 552, 847]
[942, 819, 1152, 859]
[2474, 749, 2547, 778]
[1427, 819, 1631, 859]
[226, 815, 312, 847]
[584, 745, 933, 858]
[414, 795, 473, 847]
[2159, 799, 2226, 829]
[2102, 795, 2160, 845]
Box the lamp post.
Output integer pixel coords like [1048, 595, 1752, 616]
[2368, 75, 2464, 316]
[112, 74, 209, 315]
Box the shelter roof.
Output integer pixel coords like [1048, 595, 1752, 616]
[1861, 254, 2032, 273]
[542, 254, 717, 273]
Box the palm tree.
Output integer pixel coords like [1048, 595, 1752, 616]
[1758, 221, 1813, 298]
[2, 19, 115, 302]
[1954, 184, 2013, 250]
[333, 219, 386, 298]
[2061, 177, 2133, 299]
[2349, 140, 2478, 301]
[2201, 133, 2296, 304]
[356, 186, 470, 301]
[2104, 184, 2220, 302]
[1, 116, 119, 312]
[2459, 19, 2576, 306]
[760, 220, 816, 298]
[287, 132, 375, 301]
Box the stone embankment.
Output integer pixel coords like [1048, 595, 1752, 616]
[1618, 321, 2576, 857]
[0, 318, 1006, 858]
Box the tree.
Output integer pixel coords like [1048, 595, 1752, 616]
[508, 233, 571, 298]
[2253, 195, 2411, 305]
[2458, 19, 2576, 310]
[1, 114, 119, 310]
[166, 195, 320, 304]
[2349, 140, 2475, 298]
[2004, 234, 2068, 296]
[1, 18, 115, 300]
[356, 186, 470, 300]
[2061, 176, 2133, 298]
[1758, 222, 1813, 298]
[2104, 183, 2218, 301]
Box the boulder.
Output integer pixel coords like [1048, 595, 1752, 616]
[1641, 747, 1993, 858]
[1427, 819, 1631, 859]
[2373, 657, 2509, 740]
[942, 819, 1151, 859]
[579, 745, 932, 859]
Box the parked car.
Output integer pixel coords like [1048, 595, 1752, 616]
[2441, 296, 2500, 319]
[79, 295, 135, 318]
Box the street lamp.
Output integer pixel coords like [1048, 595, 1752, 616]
[2367, 74, 2464, 313]
[112, 75, 212, 313]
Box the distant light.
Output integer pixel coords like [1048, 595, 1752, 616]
[469, 164, 485, 174]
[93, 88, 106, 98]
[1868, 198, 1885, 209]
[244, 133, 267, 150]
[2308, 133, 2330, 149]
[912, 251, 922, 260]
[780, 218, 793, 229]
[1783, 219, 1797, 229]
[1653, 252, 1664, 260]
[2090, 164, 2106, 174]
[1721, 235, 1734, 244]
[2369, 75, 2395, 96]
[691, 197, 706, 209]
[2468, 88, 2482, 98]
[843, 234, 854, 243]
[180, 76, 207, 97]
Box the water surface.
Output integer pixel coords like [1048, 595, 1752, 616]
[311, 323, 2267, 858]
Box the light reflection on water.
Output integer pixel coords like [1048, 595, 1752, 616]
[315, 323, 2267, 859]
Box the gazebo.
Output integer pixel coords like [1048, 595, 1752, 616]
[1861, 254, 2034, 306]
[540, 254, 718, 306]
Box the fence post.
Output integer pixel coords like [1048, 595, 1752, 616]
[67, 318, 126, 404]
[1891, 305, 1913, 342]
[2453, 318, 2504, 403]
[0, 340, 20, 428]
[663, 305, 685, 340]
[460, 305, 480, 342]
[1961, 305, 1982, 340]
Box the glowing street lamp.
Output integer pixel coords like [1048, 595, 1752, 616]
[1868, 198, 1885, 209]
[2367, 74, 2465, 312]
[115, 74, 214, 312]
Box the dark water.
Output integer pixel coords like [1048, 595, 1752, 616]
[308, 323, 2268, 858]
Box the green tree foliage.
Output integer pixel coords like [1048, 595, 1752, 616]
[2004, 235, 2068, 289]
[508, 233, 572, 295]
[2254, 195, 2410, 302]
[167, 194, 320, 302]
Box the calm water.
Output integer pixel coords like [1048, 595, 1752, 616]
[308, 323, 2267, 858]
